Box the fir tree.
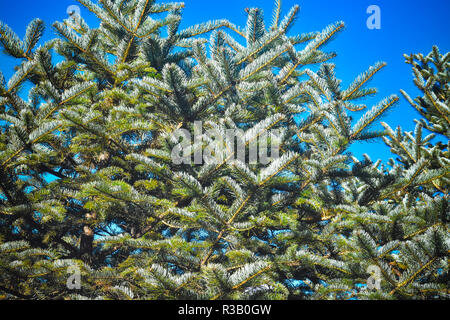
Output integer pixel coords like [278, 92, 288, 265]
[305, 46, 449, 300]
[0, 0, 448, 300]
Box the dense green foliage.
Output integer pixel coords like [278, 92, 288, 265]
[0, 0, 448, 300]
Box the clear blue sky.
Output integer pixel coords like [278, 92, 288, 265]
[1, 0, 449, 162]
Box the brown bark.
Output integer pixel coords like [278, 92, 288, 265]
[80, 213, 96, 263]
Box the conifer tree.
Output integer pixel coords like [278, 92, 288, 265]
[0, 0, 447, 300]
[305, 46, 449, 300]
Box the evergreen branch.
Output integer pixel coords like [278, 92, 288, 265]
[224, 22, 246, 39]
[271, 0, 282, 29]
[0, 20, 25, 58]
[389, 257, 438, 295]
[351, 96, 399, 139]
[0, 285, 34, 299]
[424, 90, 450, 125]
[1, 146, 26, 168]
[6, 60, 37, 94]
[134, 0, 152, 33]
[29, 123, 63, 144]
[279, 60, 302, 85]
[279, 5, 300, 32]
[211, 264, 272, 300]
[381, 122, 415, 162]
[203, 115, 285, 180]
[381, 122, 447, 193]
[305, 69, 331, 101]
[179, 20, 229, 39]
[259, 152, 299, 186]
[201, 193, 252, 267]
[403, 223, 443, 241]
[342, 62, 387, 101]
[380, 159, 430, 199]
[236, 29, 284, 65]
[101, 0, 134, 34]
[297, 114, 324, 134]
[240, 43, 291, 81]
[121, 36, 136, 65]
[60, 83, 96, 106]
[400, 89, 423, 116]
[23, 19, 45, 57]
[300, 21, 344, 55]
[119, 0, 154, 64]
[342, 101, 367, 112]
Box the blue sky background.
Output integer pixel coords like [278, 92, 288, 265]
[0, 0, 449, 163]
